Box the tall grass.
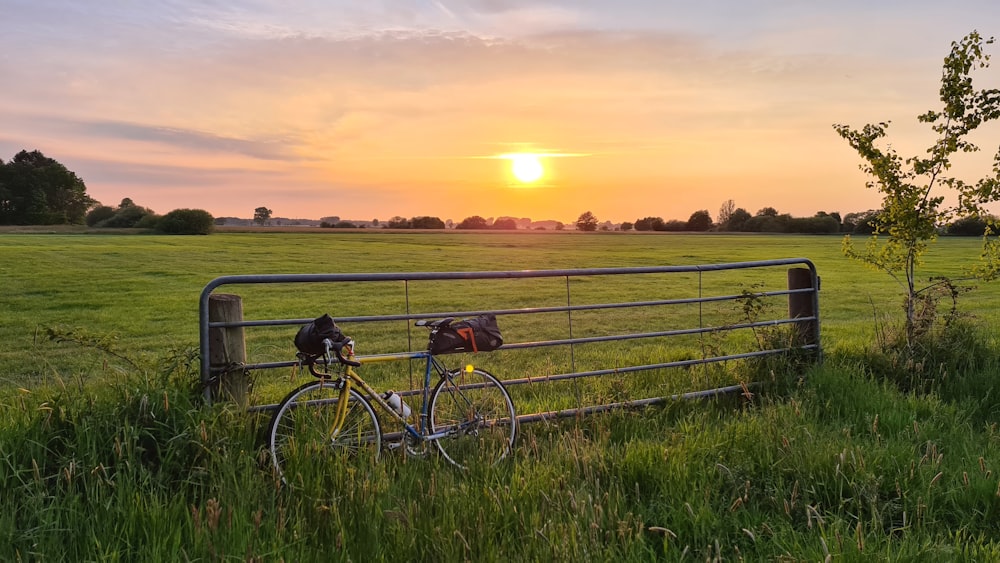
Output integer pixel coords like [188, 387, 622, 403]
[2, 351, 999, 560]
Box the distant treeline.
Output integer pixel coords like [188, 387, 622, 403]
[2, 149, 995, 236]
[0, 150, 213, 234]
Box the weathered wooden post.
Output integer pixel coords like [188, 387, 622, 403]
[208, 293, 248, 407]
[787, 268, 817, 347]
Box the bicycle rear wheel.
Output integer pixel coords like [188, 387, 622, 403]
[267, 379, 381, 483]
[429, 368, 516, 469]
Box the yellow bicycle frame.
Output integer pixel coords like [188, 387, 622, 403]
[328, 341, 421, 436]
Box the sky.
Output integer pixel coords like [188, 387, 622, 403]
[3, 1, 999, 224]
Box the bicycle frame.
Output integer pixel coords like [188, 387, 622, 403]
[320, 340, 466, 444]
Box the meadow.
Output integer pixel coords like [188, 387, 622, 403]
[2, 230, 999, 560]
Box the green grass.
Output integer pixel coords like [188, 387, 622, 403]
[4, 230, 996, 386]
[2, 230, 1000, 560]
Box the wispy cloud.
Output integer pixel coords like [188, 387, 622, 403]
[65, 119, 297, 162]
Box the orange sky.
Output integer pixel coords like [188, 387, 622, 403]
[2, 2, 999, 223]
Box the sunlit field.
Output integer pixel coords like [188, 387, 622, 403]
[2, 230, 1000, 560]
[3, 230, 998, 386]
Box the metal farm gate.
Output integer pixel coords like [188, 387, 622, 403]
[199, 259, 820, 422]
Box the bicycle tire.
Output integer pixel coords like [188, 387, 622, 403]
[267, 379, 381, 483]
[429, 368, 517, 469]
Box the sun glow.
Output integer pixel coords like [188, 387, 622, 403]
[508, 153, 544, 183]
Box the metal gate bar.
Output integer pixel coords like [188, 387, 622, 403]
[200, 258, 820, 416]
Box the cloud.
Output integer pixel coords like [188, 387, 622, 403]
[62, 119, 297, 162]
[69, 157, 285, 187]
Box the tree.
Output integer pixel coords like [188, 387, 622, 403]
[575, 211, 598, 232]
[742, 213, 791, 233]
[0, 150, 94, 225]
[620, 221, 633, 231]
[492, 218, 517, 230]
[634, 216, 665, 231]
[410, 216, 445, 229]
[86, 205, 116, 227]
[253, 207, 272, 226]
[456, 216, 490, 229]
[835, 31, 1000, 346]
[842, 210, 880, 234]
[756, 206, 779, 217]
[718, 199, 736, 226]
[686, 210, 713, 231]
[723, 208, 752, 231]
[387, 216, 411, 229]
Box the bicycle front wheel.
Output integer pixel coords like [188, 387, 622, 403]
[429, 368, 517, 469]
[267, 379, 381, 484]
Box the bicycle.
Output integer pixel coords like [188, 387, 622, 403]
[266, 317, 517, 482]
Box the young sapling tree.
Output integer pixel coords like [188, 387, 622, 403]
[835, 31, 1000, 347]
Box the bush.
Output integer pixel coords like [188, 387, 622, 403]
[947, 215, 992, 236]
[633, 217, 664, 231]
[742, 214, 792, 233]
[156, 209, 214, 235]
[135, 213, 161, 230]
[85, 205, 116, 227]
[660, 220, 688, 232]
[99, 205, 154, 228]
[786, 216, 840, 234]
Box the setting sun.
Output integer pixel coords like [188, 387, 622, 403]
[509, 154, 544, 183]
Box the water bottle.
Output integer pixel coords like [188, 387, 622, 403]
[383, 390, 412, 419]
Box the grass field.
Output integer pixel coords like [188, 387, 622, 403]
[2, 230, 1000, 560]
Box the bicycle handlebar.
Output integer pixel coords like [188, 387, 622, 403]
[324, 337, 362, 367]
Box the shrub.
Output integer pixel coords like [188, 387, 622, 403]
[786, 215, 840, 234]
[660, 220, 688, 231]
[947, 215, 993, 236]
[85, 205, 116, 227]
[156, 208, 214, 235]
[99, 205, 154, 228]
[633, 217, 664, 231]
[135, 213, 161, 230]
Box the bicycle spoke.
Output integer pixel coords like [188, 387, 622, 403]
[430, 368, 516, 469]
[268, 380, 381, 484]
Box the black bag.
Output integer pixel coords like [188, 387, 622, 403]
[428, 314, 503, 354]
[294, 314, 344, 356]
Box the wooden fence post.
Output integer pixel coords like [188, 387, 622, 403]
[208, 293, 248, 407]
[787, 268, 817, 347]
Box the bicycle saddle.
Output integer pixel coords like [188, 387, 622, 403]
[415, 317, 454, 328]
